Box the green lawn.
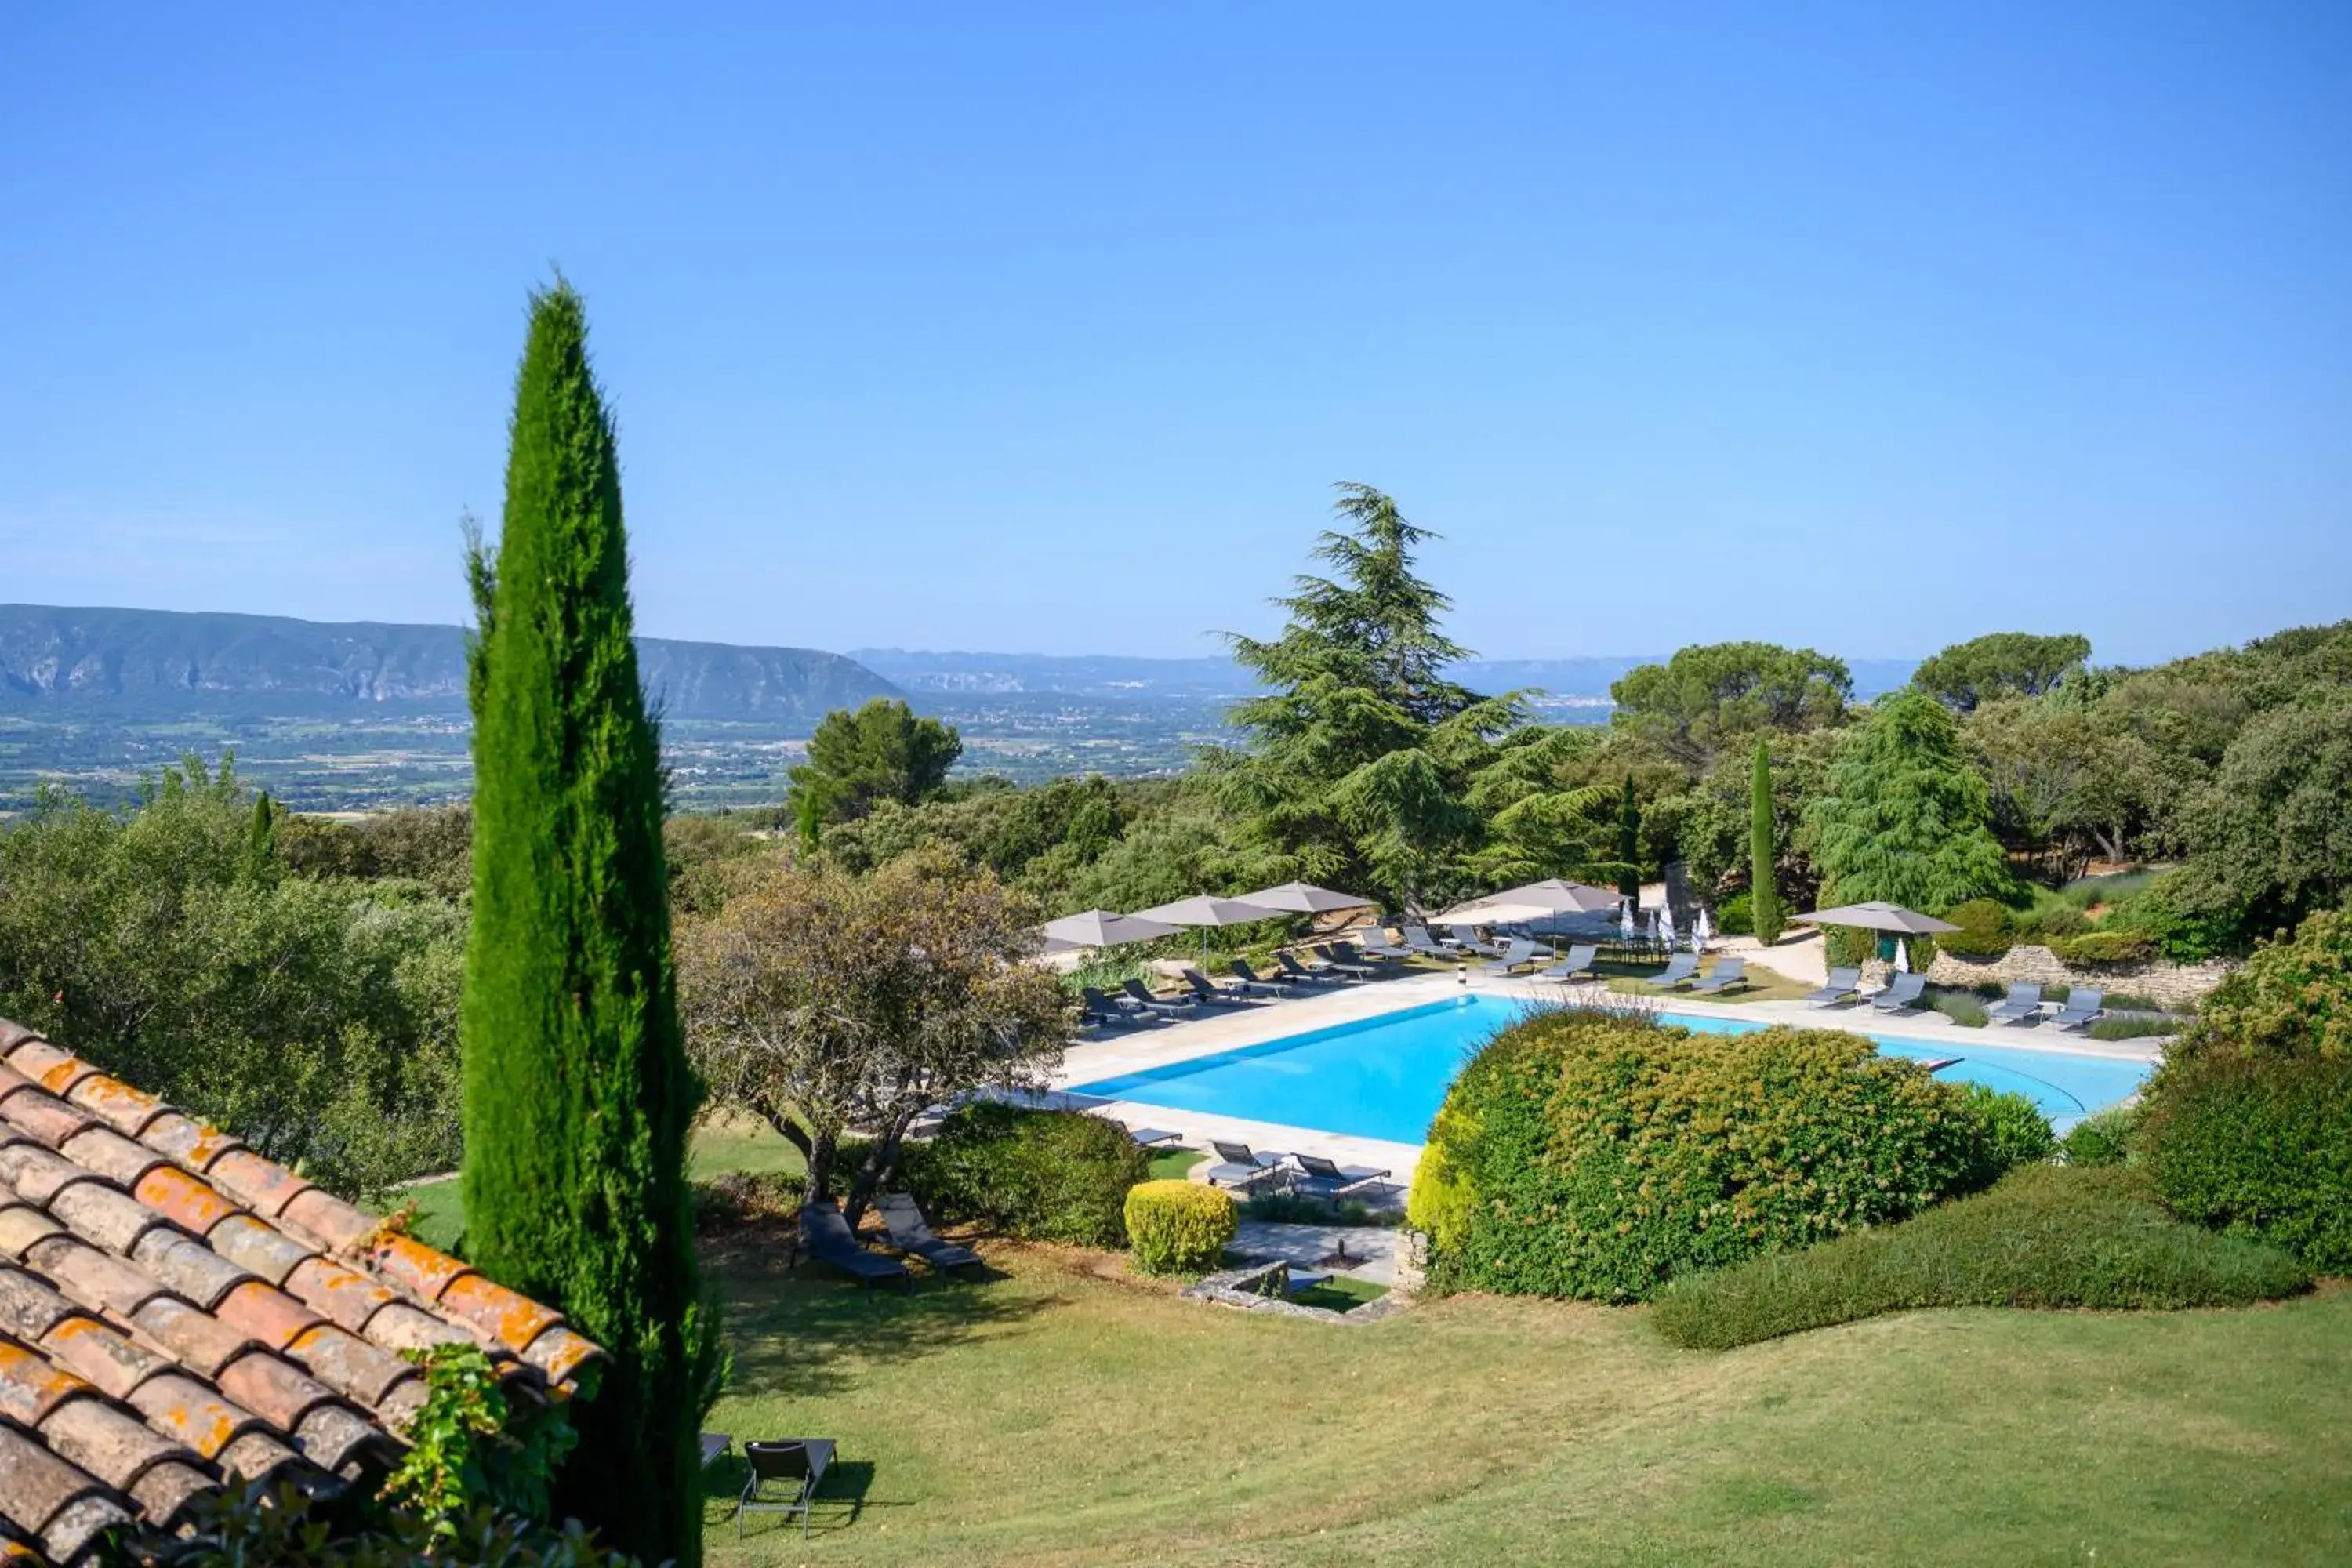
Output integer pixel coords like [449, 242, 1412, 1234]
[699, 1234, 2352, 1566]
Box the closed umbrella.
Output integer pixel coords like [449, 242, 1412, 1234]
[1661, 904, 1677, 952]
[1621, 901, 1638, 942]
[1894, 937, 1911, 973]
[1040, 909, 1186, 949]
[1133, 895, 1284, 964]
[1694, 907, 1712, 953]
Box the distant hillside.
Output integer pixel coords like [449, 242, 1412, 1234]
[0, 605, 899, 724]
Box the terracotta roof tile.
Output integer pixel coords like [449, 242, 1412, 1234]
[0, 1017, 603, 1541]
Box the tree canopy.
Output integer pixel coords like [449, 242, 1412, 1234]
[1609, 641, 1851, 767]
[1803, 691, 2013, 913]
[789, 696, 963, 838]
[1914, 631, 2092, 712]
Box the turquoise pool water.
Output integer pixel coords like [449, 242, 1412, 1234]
[1070, 995, 2157, 1145]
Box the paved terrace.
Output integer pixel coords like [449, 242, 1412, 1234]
[1053, 969, 2169, 1191]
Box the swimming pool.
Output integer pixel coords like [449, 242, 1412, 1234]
[1069, 995, 2157, 1145]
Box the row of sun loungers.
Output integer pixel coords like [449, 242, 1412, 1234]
[1201, 1141, 1392, 1199]
[793, 1194, 988, 1293]
[1806, 969, 2107, 1029]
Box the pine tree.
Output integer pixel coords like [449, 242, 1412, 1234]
[1749, 741, 1784, 943]
[460, 281, 709, 1563]
[1616, 777, 1641, 900]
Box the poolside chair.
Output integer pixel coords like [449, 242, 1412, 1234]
[874, 1193, 984, 1276]
[1204, 1140, 1290, 1192]
[1180, 967, 1260, 1007]
[735, 1438, 837, 1540]
[1228, 959, 1298, 996]
[1290, 1152, 1391, 1200]
[1648, 953, 1700, 989]
[1120, 977, 1196, 1016]
[1869, 972, 1929, 1013]
[1806, 967, 1863, 1007]
[1531, 943, 1601, 984]
[793, 1200, 913, 1293]
[1316, 942, 1382, 980]
[1127, 1127, 1182, 1150]
[1275, 949, 1348, 987]
[2053, 989, 2107, 1031]
[1477, 937, 1543, 975]
[1690, 957, 1748, 996]
[1080, 985, 1162, 1027]
[1354, 930, 1415, 961]
[1987, 983, 2047, 1025]
[1400, 924, 1458, 959]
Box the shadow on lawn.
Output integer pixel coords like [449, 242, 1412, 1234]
[707, 1228, 1058, 1400]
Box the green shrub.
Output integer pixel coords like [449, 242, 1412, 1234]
[691, 1169, 804, 1233]
[2016, 901, 2090, 941]
[1940, 898, 2015, 959]
[2085, 1014, 2184, 1041]
[1927, 989, 1989, 1028]
[905, 1102, 1149, 1247]
[1124, 1180, 1236, 1274]
[2143, 912, 2352, 1270]
[1958, 1083, 2056, 1181]
[1416, 1011, 1995, 1301]
[2061, 1105, 2140, 1167]
[2100, 872, 2241, 963]
[1715, 888, 1754, 937]
[2052, 930, 2158, 964]
[1649, 1164, 2310, 1351]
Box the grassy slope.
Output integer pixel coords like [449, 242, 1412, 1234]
[700, 1235, 2352, 1566]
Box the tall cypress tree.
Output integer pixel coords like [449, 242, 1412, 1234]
[1750, 739, 1784, 943]
[460, 281, 707, 1563]
[243, 791, 276, 884]
[1616, 777, 1641, 900]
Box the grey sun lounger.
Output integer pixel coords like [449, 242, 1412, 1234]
[1127, 1127, 1182, 1149]
[1401, 924, 1458, 959]
[1181, 967, 1260, 1007]
[1806, 967, 1863, 1007]
[1290, 1152, 1391, 1200]
[1276, 949, 1349, 986]
[1121, 977, 1196, 1015]
[1205, 1140, 1290, 1192]
[2054, 989, 2107, 1030]
[794, 1200, 913, 1292]
[1987, 983, 2047, 1025]
[1648, 953, 1700, 989]
[1532, 944, 1601, 983]
[735, 1438, 836, 1540]
[1690, 958, 1748, 995]
[875, 1193, 983, 1276]
[1229, 959, 1298, 996]
[1080, 985, 1162, 1027]
[1354, 931, 1416, 961]
[1478, 937, 1544, 975]
[1869, 972, 1928, 1012]
[1316, 943, 1382, 979]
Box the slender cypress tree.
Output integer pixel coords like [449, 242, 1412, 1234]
[244, 792, 276, 883]
[1750, 739, 1784, 944]
[460, 281, 706, 1563]
[1616, 776, 1641, 900]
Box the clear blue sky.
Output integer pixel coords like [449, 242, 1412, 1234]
[3, 4, 2346, 665]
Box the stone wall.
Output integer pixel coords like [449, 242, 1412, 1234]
[1922, 944, 2238, 1011]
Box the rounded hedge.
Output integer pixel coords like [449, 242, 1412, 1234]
[1124, 1180, 1236, 1275]
[1940, 898, 2015, 959]
[2143, 912, 2352, 1270]
[902, 1102, 1149, 1248]
[1408, 1008, 1997, 1301]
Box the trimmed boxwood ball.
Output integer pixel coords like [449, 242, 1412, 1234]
[1125, 1180, 1237, 1275]
[1410, 1008, 1997, 1301]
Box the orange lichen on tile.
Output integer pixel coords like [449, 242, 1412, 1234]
[41, 1314, 169, 1401]
[435, 1272, 561, 1351]
[139, 1113, 244, 1175]
[0, 1338, 91, 1424]
[133, 1166, 241, 1237]
[282, 1254, 396, 1332]
[125, 1372, 259, 1461]
[62, 1073, 165, 1137]
[213, 1281, 325, 1352]
[0, 1090, 96, 1150]
[363, 1232, 474, 1303]
[519, 1324, 603, 1386]
[279, 1188, 372, 1251]
[3, 1038, 85, 1091]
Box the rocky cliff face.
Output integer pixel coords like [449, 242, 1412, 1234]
[0, 604, 900, 723]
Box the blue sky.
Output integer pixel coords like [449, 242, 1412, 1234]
[3, 4, 2346, 664]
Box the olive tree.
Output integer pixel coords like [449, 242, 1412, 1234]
[675, 855, 1073, 1225]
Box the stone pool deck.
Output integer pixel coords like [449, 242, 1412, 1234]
[1051, 968, 2168, 1189]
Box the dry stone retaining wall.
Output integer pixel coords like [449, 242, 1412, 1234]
[1923, 944, 2238, 1010]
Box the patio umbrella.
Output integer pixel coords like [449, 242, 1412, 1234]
[1132, 895, 1285, 964]
[1788, 902, 1961, 935]
[1479, 879, 1621, 916]
[1432, 900, 1559, 927]
[1694, 907, 1712, 953]
[1040, 909, 1186, 949]
[1233, 880, 1377, 916]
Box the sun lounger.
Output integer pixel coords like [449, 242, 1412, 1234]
[1080, 985, 1161, 1026]
[1127, 1127, 1182, 1149]
[1290, 1152, 1390, 1200]
[1181, 967, 1259, 1007]
[1204, 1140, 1290, 1192]
[875, 1193, 983, 1276]
[1316, 943, 1382, 979]
[1869, 972, 1928, 1012]
[1354, 931, 1415, 961]
[1228, 959, 1298, 996]
[734, 1438, 837, 1540]
[1478, 937, 1543, 975]
[1276, 949, 1348, 986]
[1806, 967, 1863, 1007]
[1531, 943, 1601, 984]
[2053, 989, 2107, 1030]
[794, 1200, 913, 1292]
[1401, 924, 1458, 959]
[1690, 957, 1748, 995]
[1648, 953, 1700, 989]
[1987, 983, 2046, 1025]
[1120, 977, 1196, 1015]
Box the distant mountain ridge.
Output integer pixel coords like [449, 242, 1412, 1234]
[0, 605, 900, 724]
